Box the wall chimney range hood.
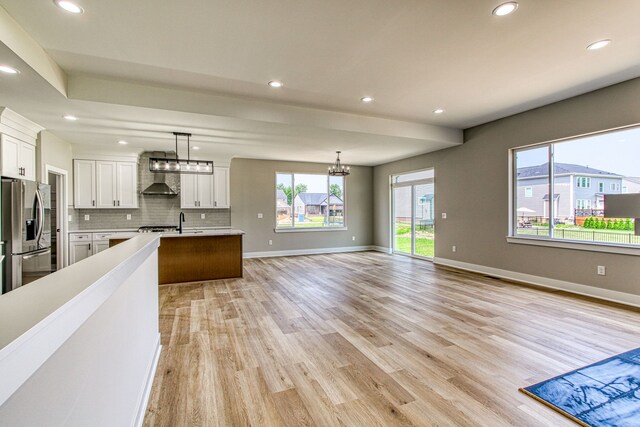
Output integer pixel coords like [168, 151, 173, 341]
[149, 132, 213, 175]
[141, 151, 179, 196]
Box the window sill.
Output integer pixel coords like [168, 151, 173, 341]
[275, 227, 348, 233]
[506, 235, 640, 256]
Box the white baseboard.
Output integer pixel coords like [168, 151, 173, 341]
[134, 334, 162, 427]
[372, 246, 392, 254]
[244, 245, 374, 259]
[434, 257, 640, 308]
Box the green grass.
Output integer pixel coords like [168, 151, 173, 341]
[395, 237, 434, 258]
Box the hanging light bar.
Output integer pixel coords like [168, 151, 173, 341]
[149, 132, 214, 174]
[328, 151, 350, 176]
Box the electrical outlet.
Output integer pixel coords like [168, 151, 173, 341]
[201, 213, 206, 219]
[452, 245, 456, 252]
[597, 265, 606, 276]
[441, 212, 447, 219]
[126, 214, 132, 220]
[352, 236, 356, 241]
[268, 239, 273, 246]
[68, 215, 72, 222]
[84, 214, 90, 221]
[257, 213, 263, 219]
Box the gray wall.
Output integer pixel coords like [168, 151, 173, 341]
[374, 77, 640, 296]
[231, 158, 373, 253]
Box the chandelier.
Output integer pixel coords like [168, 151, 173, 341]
[328, 151, 350, 176]
[149, 132, 213, 174]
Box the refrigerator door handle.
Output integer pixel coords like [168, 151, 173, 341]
[35, 188, 45, 246]
[22, 248, 50, 260]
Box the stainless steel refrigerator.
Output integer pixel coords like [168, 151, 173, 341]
[1, 178, 51, 294]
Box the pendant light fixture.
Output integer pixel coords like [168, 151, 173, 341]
[149, 132, 214, 174]
[328, 151, 350, 176]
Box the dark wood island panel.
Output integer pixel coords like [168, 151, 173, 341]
[111, 234, 243, 285]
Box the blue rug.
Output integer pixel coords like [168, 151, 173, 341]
[520, 347, 640, 427]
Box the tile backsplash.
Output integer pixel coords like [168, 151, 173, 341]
[68, 152, 231, 231]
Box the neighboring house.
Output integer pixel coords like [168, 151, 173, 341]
[393, 183, 435, 224]
[623, 177, 640, 194]
[516, 162, 623, 221]
[276, 189, 291, 218]
[294, 192, 344, 217]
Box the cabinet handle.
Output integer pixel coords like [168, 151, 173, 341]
[89, 243, 91, 251]
[215, 201, 217, 207]
[117, 200, 120, 206]
[113, 200, 116, 206]
[92, 200, 95, 206]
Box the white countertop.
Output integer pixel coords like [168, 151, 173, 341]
[109, 229, 244, 239]
[0, 235, 160, 351]
[69, 227, 232, 234]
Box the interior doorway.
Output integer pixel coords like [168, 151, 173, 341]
[46, 166, 68, 271]
[391, 169, 435, 259]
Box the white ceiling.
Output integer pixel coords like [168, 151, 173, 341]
[0, 0, 639, 165]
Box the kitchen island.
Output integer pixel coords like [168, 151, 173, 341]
[110, 229, 244, 285]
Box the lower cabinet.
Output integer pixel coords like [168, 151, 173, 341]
[69, 231, 129, 264]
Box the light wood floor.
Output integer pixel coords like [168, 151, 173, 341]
[143, 252, 640, 426]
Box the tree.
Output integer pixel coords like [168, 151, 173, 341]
[329, 183, 342, 199]
[276, 183, 293, 205]
[276, 183, 308, 206]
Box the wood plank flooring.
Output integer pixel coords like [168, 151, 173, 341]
[143, 252, 640, 426]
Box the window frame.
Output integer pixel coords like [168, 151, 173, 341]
[508, 123, 640, 256]
[274, 171, 347, 233]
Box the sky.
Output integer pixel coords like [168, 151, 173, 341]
[517, 127, 640, 177]
[276, 173, 343, 193]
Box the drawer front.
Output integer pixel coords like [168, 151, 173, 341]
[92, 233, 113, 241]
[70, 233, 91, 242]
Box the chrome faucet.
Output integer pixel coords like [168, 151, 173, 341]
[178, 211, 185, 234]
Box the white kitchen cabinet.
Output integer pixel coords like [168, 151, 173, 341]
[180, 174, 214, 208]
[92, 241, 110, 255]
[0, 134, 36, 181]
[69, 234, 93, 264]
[74, 160, 138, 209]
[70, 242, 92, 264]
[74, 160, 97, 208]
[19, 141, 36, 181]
[116, 162, 137, 208]
[214, 166, 230, 208]
[0, 108, 43, 181]
[96, 161, 117, 208]
[69, 231, 126, 264]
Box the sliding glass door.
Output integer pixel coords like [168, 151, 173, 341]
[392, 169, 435, 259]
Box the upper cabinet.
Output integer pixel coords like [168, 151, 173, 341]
[180, 174, 214, 208]
[180, 166, 230, 209]
[74, 159, 138, 209]
[0, 108, 43, 182]
[214, 166, 230, 208]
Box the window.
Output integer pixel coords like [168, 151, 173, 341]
[576, 199, 591, 209]
[524, 186, 533, 198]
[576, 177, 591, 188]
[512, 125, 640, 247]
[275, 172, 345, 230]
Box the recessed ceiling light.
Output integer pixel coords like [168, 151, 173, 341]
[361, 96, 374, 103]
[117, 140, 128, 145]
[492, 2, 518, 16]
[0, 65, 20, 74]
[268, 81, 283, 88]
[433, 108, 445, 114]
[586, 39, 611, 51]
[54, 0, 84, 14]
[63, 115, 78, 121]
[192, 146, 200, 150]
